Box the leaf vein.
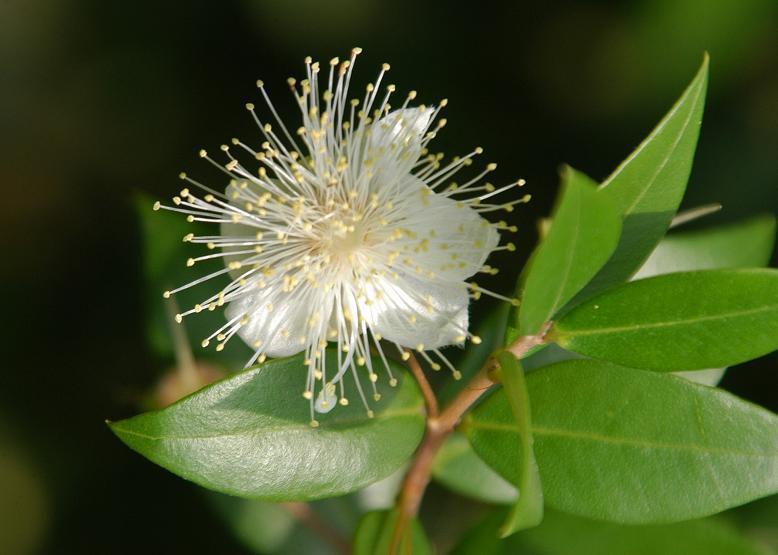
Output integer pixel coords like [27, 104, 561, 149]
[560, 303, 778, 337]
[469, 422, 778, 458]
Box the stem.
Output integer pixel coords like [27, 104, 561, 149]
[281, 502, 351, 555]
[405, 351, 439, 418]
[392, 324, 551, 548]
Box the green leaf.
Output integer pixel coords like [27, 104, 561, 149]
[516, 167, 622, 335]
[634, 215, 776, 384]
[552, 269, 778, 371]
[353, 510, 431, 555]
[635, 214, 776, 279]
[110, 352, 424, 500]
[492, 351, 543, 536]
[466, 360, 778, 523]
[520, 343, 583, 373]
[572, 55, 710, 303]
[453, 509, 770, 555]
[432, 433, 517, 504]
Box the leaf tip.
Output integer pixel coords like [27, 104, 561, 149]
[557, 163, 573, 180]
[697, 52, 710, 82]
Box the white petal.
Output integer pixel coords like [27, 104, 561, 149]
[368, 107, 433, 176]
[391, 176, 500, 282]
[362, 273, 469, 349]
[225, 285, 319, 358]
[219, 179, 271, 279]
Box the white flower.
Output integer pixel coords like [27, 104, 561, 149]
[155, 49, 529, 425]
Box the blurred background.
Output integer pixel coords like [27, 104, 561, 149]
[2, 0, 777, 553]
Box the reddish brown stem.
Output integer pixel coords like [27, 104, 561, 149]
[405, 351, 439, 418]
[392, 324, 551, 550]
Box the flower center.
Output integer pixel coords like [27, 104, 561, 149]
[331, 225, 365, 255]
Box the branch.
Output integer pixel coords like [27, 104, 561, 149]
[405, 351, 439, 418]
[391, 323, 551, 547]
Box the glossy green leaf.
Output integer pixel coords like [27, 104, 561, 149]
[635, 215, 776, 384]
[493, 351, 543, 536]
[553, 269, 778, 371]
[110, 353, 424, 500]
[466, 360, 778, 523]
[635, 214, 776, 279]
[432, 433, 517, 504]
[453, 508, 769, 555]
[520, 343, 583, 373]
[353, 510, 431, 555]
[516, 167, 621, 335]
[573, 55, 709, 303]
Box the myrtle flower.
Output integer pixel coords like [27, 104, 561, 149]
[155, 48, 529, 425]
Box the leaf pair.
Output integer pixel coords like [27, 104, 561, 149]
[466, 359, 778, 524]
[432, 214, 777, 511]
[463, 52, 778, 537]
[512, 54, 710, 339]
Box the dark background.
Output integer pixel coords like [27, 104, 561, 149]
[2, 0, 777, 553]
